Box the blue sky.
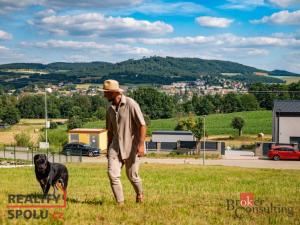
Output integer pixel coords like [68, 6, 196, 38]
[0, 0, 299, 72]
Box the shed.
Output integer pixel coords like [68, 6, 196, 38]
[68, 128, 107, 151]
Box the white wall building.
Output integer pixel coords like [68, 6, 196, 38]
[152, 131, 195, 142]
[272, 100, 300, 144]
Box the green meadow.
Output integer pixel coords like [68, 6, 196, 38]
[0, 163, 299, 225]
[83, 110, 272, 136]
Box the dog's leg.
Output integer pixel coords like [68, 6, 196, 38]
[53, 184, 56, 196]
[43, 183, 51, 196]
[39, 181, 45, 193]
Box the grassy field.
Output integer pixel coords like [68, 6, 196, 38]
[84, 110, 272, 136]
[0, 164, 299, 225]
[269, 76, 300, 84]
[0, 111, 272, 148]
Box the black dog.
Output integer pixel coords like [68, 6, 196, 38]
[34, 154, 68, 195]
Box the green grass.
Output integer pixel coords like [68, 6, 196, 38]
[83, 110, 272, 136]
[0, 164, 299, 225]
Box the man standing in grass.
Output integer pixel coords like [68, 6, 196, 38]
[102, 79, 146, 205]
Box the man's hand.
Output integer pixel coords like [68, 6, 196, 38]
[136, 142, 145, 157]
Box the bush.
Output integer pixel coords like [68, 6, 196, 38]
[50, 121, 58, 129]
[39, 129, 68, 148]
[67, 117, 83, 130]
[94, 107, 106, 120]
[14, 132, 33, 147]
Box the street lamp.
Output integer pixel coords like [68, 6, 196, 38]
[203, 115, 206, 165]
[44, 88, 52, 147]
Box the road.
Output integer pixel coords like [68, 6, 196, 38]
[1, 150, 300, 170]
[82, 157, 300, 170]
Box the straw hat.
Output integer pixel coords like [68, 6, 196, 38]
[100, 79, 124, 92]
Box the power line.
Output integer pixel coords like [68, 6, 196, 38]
[242, 90, 300, 93]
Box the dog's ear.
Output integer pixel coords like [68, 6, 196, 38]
[33, 154, 40, 163]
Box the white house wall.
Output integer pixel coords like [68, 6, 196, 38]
[279, 117, 300, 143]
[152, 134, 194, 142]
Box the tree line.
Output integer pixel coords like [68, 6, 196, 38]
[0, 82, 300, 126]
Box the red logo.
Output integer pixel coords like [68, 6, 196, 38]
[240, 193, 254, 207]
[52, 212, 64, 221]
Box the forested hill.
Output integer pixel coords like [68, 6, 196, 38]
[269, 70, 299, 76]
[0, 56, 287, 87]
[0, 57, 264, 75]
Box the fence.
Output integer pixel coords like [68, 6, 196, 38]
[0, 145, 82, 164]
[146, 140, 225, 155]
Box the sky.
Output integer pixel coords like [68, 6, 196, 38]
[0, 0, 300, 73]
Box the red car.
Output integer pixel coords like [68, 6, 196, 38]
[268, 145, 300, 160]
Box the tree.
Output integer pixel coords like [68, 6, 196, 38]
[288, 81, 300, 100]
[194, 97, 214, 116]
[69, 106, 84, 119]
[67, 116, 83, 130]
[231, 117, 245, 136]
[175, 120, 186, 131]
[47, 95, 61, 118]
[191, 117, 204, 154]
[175, 113, 195, 131]
[1, 106, 20, 125]
[143, 114, 151, 126]
[222, 93, 242, 113]
[129, 87, 175, 119]
[94, 107, 106, 120]
[17, 95, 44, 118]
[240, 94, 259, 111]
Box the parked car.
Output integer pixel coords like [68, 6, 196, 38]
[62, 143, 100, 157]
[267, 145, 300, 160]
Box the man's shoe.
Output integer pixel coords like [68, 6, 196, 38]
[136, 194, 144, 203]
[117, 201, 125, 207]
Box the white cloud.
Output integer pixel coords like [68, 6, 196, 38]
[195, 16, 233, 28]
[0, 0, 141, 14]
[220, 0, 265, 10]
[0, 45, 9, 51]
[251, 10, 300, 25]
[246, 48, 269, 56]
[134, 1, 209, 15]
[267, 0, 300, 7]
[0, 30, 12, 40]
[121, 33, 300, 47]
[0, 45, 25, 63]
[22, 40, 153, 55]
[0, 0, 40, 14]
[36, 9, 56, 17]
[30, 12, 173, 37]
[44, 0, 141, 8]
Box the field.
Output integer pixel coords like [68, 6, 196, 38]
[0, 111, 272, 148]
[0, 164, 299, 225]
[0, 119, 68, 146]
[269, 76, 300, 84]
[84, 110, 272, 136]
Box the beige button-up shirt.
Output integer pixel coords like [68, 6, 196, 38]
[106, 95, 146, 160]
